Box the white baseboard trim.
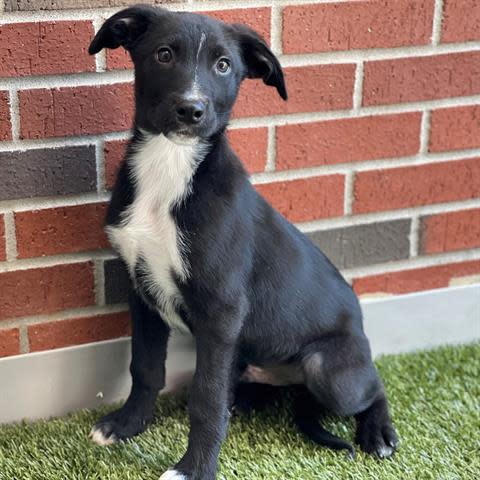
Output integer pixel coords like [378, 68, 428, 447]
[1, 284, 478, 424]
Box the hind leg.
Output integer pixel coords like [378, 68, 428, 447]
[355, 395, 398, 458]
[301, 333, 398, 458]
[231, 382, 282, 414]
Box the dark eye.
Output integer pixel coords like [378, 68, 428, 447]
[157, 47, 173, 63]
[216, 57, 231, 75]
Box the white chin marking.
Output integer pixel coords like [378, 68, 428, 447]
[89, 427, 117, 446]
[168, 133, 199, 146]
[159, 470, 187, 480]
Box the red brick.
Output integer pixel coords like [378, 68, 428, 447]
[0, 21, 95, 78]
[28, 311, 131, 352]
[256, 175, 344, 223]
[106, 49, 132, 71]
[105, 139, 129, 189]
[276, 113, 421, 170]
[233, 64, 355, 118]
[442, 0, 480, 43]
[363, 52, 480, 106]
[429, 105, 480, 153]
[227, 128, 268, 173]
[353, 260, 480, 295]
[19, 83, 134, 139]
[283, 0, 434, 54]
[353, 158, 480, 214]
[420, 208, 480, 254]
[0, 263, 95, 321]
[0, 328, 20, 358]
[0, 215, 5, 262]
[15, 203, 109, 259]
[0, 91, 12, 141]
[106, 7, 271, 70]
[208, 7, 271, 41]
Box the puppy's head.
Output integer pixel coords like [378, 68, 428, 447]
[89, 5, 287, 143]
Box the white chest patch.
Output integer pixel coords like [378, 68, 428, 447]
[107, 133, 204, 331]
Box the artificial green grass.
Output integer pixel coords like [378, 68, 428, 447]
[0, 343, 479, 480]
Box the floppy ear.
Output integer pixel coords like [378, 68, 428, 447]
[88, 6, 158, 54]
[230, 24, 288, 101]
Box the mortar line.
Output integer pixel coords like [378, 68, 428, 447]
[0, 193, 111, 215]
[189, 0, 330, 7]
[0, 130, 130, 152]
[432, 0, 445, 45]
[353, 62, 364, 110]
[341, 248, 480, 279]
[343, 171, 355, 215]
[8, 89, 20, 141]
[18, 326, 29, 354]
[0, 304, 129, 330]
[250, 149, 480, 184]
[449, 273, 480, 288]
[0, 70, 134, 90]
[0, 0, 329, 23]
[278, 42, 480, 66]
[4, 212, 18, 261]
[95, 138, 106, 194]
[296, 200, 480, 233]
[270, 1, 283, 55]
[94, 259, 106, 307]
[409, 216, 421, 258]
[0, 249, 116, 274]
[419, 110, 432, 155]
[265, 125, 276, 172]
[229, 94, 480, 128]
[92, 17, 107, 73]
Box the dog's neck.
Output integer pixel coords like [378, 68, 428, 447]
[127, 127, 242, 212]
[129, 130, 210, 209]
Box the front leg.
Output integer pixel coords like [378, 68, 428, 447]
[91, 288, 170, 444]
[161, 332, 238, 480]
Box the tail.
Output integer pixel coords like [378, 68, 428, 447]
[293, 389, 355, 457]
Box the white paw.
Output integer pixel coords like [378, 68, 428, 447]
[89, 426, 117, 446]
[377, 445, 394, 458]
[159, 470, 187, 480]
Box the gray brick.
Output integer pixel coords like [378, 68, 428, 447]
[4, 0, 184, 12]
[104, 258, 129, 305]
[307, 220, 411, 269]
[0, 146, 96, 201]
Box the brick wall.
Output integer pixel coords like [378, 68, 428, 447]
[0, 0, 479, 358]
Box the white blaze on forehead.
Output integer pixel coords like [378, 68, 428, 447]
[188, 32, 207, 99]
[196, 32, 207, 63]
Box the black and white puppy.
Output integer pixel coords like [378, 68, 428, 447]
[88, 5, 398, 479]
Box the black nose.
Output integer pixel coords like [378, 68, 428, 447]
[176, 100, 206, 125]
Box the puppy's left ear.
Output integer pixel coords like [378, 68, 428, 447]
[230, 24, 288, 101]
[88, 5, 158, 54]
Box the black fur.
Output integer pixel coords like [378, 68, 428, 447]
[89, 6, 398, 479]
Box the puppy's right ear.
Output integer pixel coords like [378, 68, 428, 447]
[88, 6, 158, 54]
[229, 23, 287, 101]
